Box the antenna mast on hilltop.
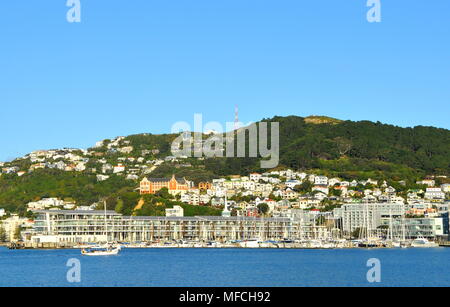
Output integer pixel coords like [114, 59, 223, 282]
[234, 105, 239, 131]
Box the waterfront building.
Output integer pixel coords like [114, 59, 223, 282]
[1, 215, 32, 242]
[392, 218, 444, 239]
[288, 209, 334, 240]
[30, 210, 291, 244]
[439, 212, 449, 240]
[333, 203, 405, 233]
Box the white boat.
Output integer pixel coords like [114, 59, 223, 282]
[411, 238, 439, 248]
[81, 201, 121, 256]
[391, 241, 401, 248]
[239, 239, 260, 248]
[308, 240, 335, 249]
[82, 245, 121, 256]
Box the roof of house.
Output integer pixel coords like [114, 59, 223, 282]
[143, 177, 188, 184]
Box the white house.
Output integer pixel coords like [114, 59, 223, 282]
[113, 164, 126, 174]
[314, 192, 328, 201]
[75, 162, 86, 172]
[328, 178, 341, 187]
[285, 180, 301, 189]
[313, 185, 329, 195]
[249, 173, 261, 182]
[97, 175, 110, 182]
[389, 196, 405, 204]
[441, 184, 450, 193]
[199, 194, 211, 204]
[166, 206, 184, 217]
[314, 176, 328, 186]
[424, 188, 445, 200]
[417, 179, 436, 187]
[27, 198, 65, 210]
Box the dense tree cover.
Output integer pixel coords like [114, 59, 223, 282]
[125, 133, 177, 157]
[0, 226, 6, 242]
[257, 203, 269, 216]
[150, 164, 217, 185]
[148, 116, 449, 180]
[271, 116, 450, 176]
[294, 181, 313, 194]
[0, 169, 135, 215]
[88, 115, 450, 180]
[100, 188, 222, 217]
[128, 192, 221, 217]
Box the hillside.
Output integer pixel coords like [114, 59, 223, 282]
[272, 116, 450, 176]
[0, 115, 449, 214]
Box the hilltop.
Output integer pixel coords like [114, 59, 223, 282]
[303, 115, 343, 125]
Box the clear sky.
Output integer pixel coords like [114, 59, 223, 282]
[0, 0, 449, 161]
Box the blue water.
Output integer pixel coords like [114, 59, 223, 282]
[0, 247, 449, 287]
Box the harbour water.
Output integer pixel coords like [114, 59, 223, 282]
[1, 247, 449, 287]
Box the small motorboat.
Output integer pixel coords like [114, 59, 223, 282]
[411, 238, 439, 248]
[82, 245, 121, 256]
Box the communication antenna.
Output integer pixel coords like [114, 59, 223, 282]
[234, 105, 239, 131]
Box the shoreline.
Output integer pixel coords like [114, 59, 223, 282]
[3, 245, 448, 251]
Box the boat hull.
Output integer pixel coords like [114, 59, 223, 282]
[82, 248, 120, 256]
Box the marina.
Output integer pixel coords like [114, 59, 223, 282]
[12, 207, 446, 250]
[9, 238, 450, 250]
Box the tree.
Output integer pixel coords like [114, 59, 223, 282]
[0, 226, 6, 242]
[330, 188, 342, 197]
[294, 181, 313, 193]
[155, 187, 173, 199]
[334, 137, 353, 156]
[315, 216, 326, 226]
[257, 203, 269, 216]
[13, 226, 22, 241]
[351, 227, 365, 239]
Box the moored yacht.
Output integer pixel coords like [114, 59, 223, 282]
[411, 238, 439, 248]
[81, 201, 121, 256]
[239, 239, 260, 248]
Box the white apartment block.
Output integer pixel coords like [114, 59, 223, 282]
[333, 203, 405, 233]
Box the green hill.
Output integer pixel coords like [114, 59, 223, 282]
[0, 115, 449, 215]
[177, 115, 450, 180]
[272, 115, 450, 177]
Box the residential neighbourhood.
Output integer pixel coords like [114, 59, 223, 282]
[0, 136, 449, 246]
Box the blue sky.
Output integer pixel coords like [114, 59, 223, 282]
[0, 0, 449, 161]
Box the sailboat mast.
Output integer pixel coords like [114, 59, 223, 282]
[366, 204, 369, 243]
[104, 200, 108, 243]
[402, 214, 406, 241]
[389, 209, 393, 241]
